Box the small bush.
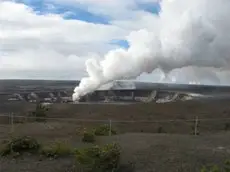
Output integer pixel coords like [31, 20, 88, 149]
[75, 143, 121, 172]
[94, 124, 117, 136]
[200, 160, 230, 172]
[0, 136, 40, 156]
[200, 165, 220, 172]
[224, 160, 230, 171]
[100, 143, 121, 171]
[41, 141, 72, 158]
[82, 131, 95, 143]
[31, 103, 48, 122]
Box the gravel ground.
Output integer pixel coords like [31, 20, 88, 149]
[1, 132, 230, 172]
[1, 100, 230, 171]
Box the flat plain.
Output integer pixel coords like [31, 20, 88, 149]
[1, 80, 230, 172]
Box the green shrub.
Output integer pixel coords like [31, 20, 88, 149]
[224, 160, 230, 172]
[0, 136, 40, 156]
[41, 141, 72, 158]
[31, 103, 48, 122]
[200, 165, 220, 172]
[75, 143, 121, 172]
[99, 143, 121, 171]
[82, 131, 95, 143]
[200, 160, 230, 172]
[94, 124, 117, 136]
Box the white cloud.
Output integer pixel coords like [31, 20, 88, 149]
[0, 1, 128, 79]
[0, 0, 163, 80]
[4, 0, 228, 87]
[50, 0, 160, 30]
[71, 0, 230, 100]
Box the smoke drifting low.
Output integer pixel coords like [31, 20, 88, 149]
[73, 0, 230, 101]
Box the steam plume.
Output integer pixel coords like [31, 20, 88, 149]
[73, 0, 230, 101]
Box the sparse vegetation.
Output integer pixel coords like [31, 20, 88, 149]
[82, 131, 96, 143]
[75, 143, 121, 172]
[200, 160, 230, 172]
[2, 99, 230, 171]
[40, 141, 73, 158]
[0, 136, 40, 156]
[80, 124, 118, 144]
[94, 124, 117, 136]
[31, 103, 48, 122]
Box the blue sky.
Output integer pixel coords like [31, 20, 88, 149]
[15, 0, 111, 24]
[2, 0, 230, 86]
[14, 0, 161, 49]
[15, 0, 160, 23]
[1, 0, 161, 80]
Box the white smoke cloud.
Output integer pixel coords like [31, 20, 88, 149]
[137, 66, 230, 86]
[73, 0, 230, 101]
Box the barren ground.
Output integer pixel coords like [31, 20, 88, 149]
[1, 100, 230, 171]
